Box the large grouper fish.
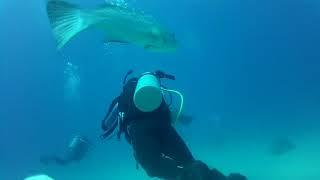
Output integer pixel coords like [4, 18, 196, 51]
[46, 0, 177, 52]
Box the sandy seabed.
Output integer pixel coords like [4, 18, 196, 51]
[32, 131, 320, 180]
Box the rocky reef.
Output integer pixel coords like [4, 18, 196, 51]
[269, 136, 296, 155]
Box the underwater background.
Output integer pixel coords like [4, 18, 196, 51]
[1, 0, 320, 179]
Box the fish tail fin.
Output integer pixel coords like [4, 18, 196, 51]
[46, 0, 92, 49]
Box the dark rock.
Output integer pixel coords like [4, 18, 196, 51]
[269, 137, 296, 155]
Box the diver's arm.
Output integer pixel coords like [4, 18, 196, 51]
[40, 148, 75, 166]
[51, 156, 70, 166]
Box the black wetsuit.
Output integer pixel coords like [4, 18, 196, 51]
[123, 104, 246, 180]
[124, 100, 194, 179]
[102, 77, 247, 180]
[103, 77, 192, 179]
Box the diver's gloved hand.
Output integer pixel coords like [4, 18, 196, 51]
[227, 173, 247, 180]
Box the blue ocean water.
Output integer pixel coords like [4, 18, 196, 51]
[1, 0, 320, 179]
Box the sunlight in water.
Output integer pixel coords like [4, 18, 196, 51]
[64, 61, 80, 102]
[106, 0, 128, 8]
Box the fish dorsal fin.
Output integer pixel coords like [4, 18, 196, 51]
[97, 3, 126, 10]
[97, 3, 116, 8]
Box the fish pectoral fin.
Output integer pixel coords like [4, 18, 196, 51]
[104, 38, 129, 44]
[144, 45, 153, 49]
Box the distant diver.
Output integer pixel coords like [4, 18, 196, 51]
[40, 135, 91, 166]
[46, 0, 177, 52]
[100, 70, 247, 180]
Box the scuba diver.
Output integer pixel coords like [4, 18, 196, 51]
[40, 135, 92, 166]
[100, 70, 247, 180]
